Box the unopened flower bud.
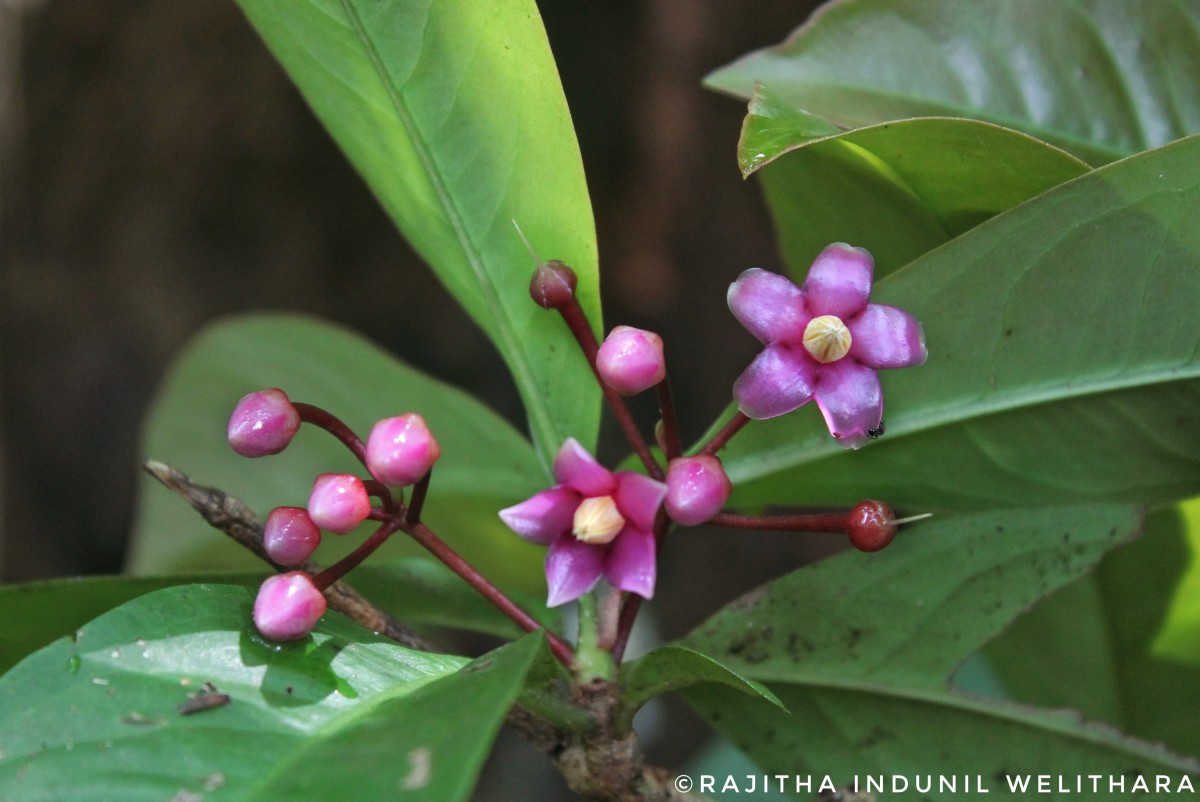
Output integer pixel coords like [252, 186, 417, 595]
[366, 413, 441, 487]
[596, 326, 666, 396]
[529, 260, 578, 309]
[253, 571, 326, 641]
[308, 473, 371, 534]
[847, 500, 896, 552]
[665, 456, 732, 526]
[263, 507, 322, 566]
[227, 388, 300, 457]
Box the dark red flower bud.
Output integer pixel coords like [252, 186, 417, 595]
[529, 260, 578, 309]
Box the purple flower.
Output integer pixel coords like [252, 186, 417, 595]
[728, 243, 926, 448]
[499, 439, 667, 607]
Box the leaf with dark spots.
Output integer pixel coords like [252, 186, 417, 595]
[678, 505, 1199, 792]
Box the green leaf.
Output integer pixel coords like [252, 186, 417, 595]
[0, 562, 554, 678]
[741, 84, 1090, 277]
[716, 133, 1200, 513]
[130, 314, 548, 595]
[680, 506, 1200, 795]
[618, 645, 785, 728]
[986, 498, 1200, 756]
[707, 0, 1200, 165]
[0, 584, 543, 802]
[0, 575, 254, 676]
[234, 0, 601, 465]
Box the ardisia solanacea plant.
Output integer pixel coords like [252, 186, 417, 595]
[3, 1, 1200, 801]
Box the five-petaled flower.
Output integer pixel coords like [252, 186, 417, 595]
[499, 439, 667, 607]
[728, 243, 926, 448]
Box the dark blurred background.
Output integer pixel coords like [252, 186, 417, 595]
[1, 0, 827, 795]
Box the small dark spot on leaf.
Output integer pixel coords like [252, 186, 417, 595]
[286, 686, 294, 695]
[464, 659, 496, 673]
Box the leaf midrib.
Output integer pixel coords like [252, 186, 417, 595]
[334, 0, 557, 460]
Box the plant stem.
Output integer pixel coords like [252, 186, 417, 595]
[655, 378, 681, 460]
[294, 402, 368, 465]
[610, 509, 672, 663]
[405, 470, 431, 524]
[698, 410, 750, 457]
[574, 591, 616, 682]
[313, 519, 400, 589]
[405, 520, 575, 666]
[559, 299, 663, 480]
[711, 511, 851, 532]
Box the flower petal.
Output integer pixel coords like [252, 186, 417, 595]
[552, 438, 615, 496]
[545, 535, 606, 607]
[733, 344, 817, 420]
[848, 303, 927, 369]
[615, 472, 668, 532]
[727, 268, 810, 346]
[803, 243, 874, 319]
[813, 360, 882, 449]
[498, 487, 580, 545]
[604, 527, 656, 599]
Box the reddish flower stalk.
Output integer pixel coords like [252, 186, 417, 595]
[405, 470, 432, 525]
[313, 519, 400, 589]
[558, 298, 664, 481]
[698, 410, 750, 457]
[406, 520, 575, 665]
[294, 402, 368, 465]
[610, 508, 672, 663]
[655, 378, 682, 460]
[710, 511, 852, 532]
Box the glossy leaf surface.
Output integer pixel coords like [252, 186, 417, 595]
[235, 0, 602, 465]
[681, 506, 1200, 795]
[708, 0, 1200, 165]
[0, 585, 543, 802]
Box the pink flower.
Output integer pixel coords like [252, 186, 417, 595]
[253, 571, 326, 641]
[499, 439, 667, 607]
[664, 456, 731, 526]
[596, 326, 666, 396]
[308, 473, 371, 534]
[728, 243, 926, 448]
[366, 413, 440, 487]
[227, 388, 300, 457]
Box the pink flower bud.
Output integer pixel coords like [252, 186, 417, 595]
[596, 326, 666, 396]
[227, 388, 300, 457]
[253, 571, 326, 641]
[366, 413, 441, 487]
[664, 456, 731, 526]
[263, 507, 322, 566]
[529, 260, 578, 309]
[308, 473, 371, 534]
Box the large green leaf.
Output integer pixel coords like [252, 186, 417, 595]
[715, 133, 1200, 513]
[986, 498, 1200, 756]
[0, 560, 554, 674]
[618, 645, 785, 729]
[234, 0, 601, 465]
[130, 315, 547, 594]
[680, 506, 1200, 796]
[707, 0, 1200, 165]
[0, 584, 543, 802]
[740, 85, 1090, 277]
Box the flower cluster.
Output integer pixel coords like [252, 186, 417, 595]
[228, 389, 440, 641]
[226, 243, 925, 652]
